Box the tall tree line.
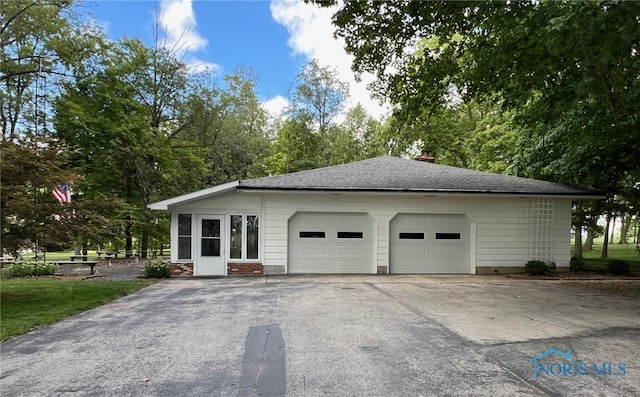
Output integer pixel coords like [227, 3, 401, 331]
[3, 0, 637, 257]
[311, 0, 640, 258]
[0, 0, 389, 256]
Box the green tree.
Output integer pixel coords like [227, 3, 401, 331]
[293, 59, 349, 135]
[54, 38, 207, 257]
[290, 59, 349, 166]
[0, 137, 77, 256]
[1, 0, 105, 255]
[264, 113, 319, 175]
[328, 104, 386, 165]
[1, 0, 103, 139]
[178, 68, 270, 186]
[314, 0, 639, 192]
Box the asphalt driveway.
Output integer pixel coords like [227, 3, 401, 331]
[1, 275, 638, 396]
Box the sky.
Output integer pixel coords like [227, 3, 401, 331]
[81, 0, 390, 120]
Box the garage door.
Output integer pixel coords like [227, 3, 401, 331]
[288, 212, 374, 273]
[390, 214, 470, 274]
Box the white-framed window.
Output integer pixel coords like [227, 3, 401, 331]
[177, 213, 192, 260]
[230, 214, 259, 260]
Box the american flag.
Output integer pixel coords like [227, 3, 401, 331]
[52, 184, 71, 203]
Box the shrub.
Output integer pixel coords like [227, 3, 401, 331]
[144, 259, 171, 278]
[547, 261, 556, 274]
[525, 260, 548, 276]
[570, 257, 587, 272]
[0, 262, 57, 278]
[608, 260, 630, 275]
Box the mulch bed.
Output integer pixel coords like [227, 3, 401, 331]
[505, 271, 638, 281]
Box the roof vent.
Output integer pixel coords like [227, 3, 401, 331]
[415, 150, 436, 163]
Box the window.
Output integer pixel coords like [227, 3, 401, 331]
[177, 214, 192, 259]
[201, 219, 221, 256]
[247, 215, 259, 259]
[337, 232, 363, 239]
[230, 215, 243, 259]
[300, 231, 325, 238]
[435, 233, 461, 240]
[399, 232, 425, 239]
[230, 214, 260, 260]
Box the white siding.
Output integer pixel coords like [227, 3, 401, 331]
[552, 200, 572, 267]
[168, 190, 573, 273]
[168, 191, 264, 264]
[261, 193, 573, 272]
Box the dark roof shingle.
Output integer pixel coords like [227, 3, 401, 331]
[239, 156, 600, 196]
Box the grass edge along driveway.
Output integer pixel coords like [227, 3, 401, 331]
[1, 278, 156, 342]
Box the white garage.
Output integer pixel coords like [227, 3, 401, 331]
[390, 214, 470, 274]
[151, 156, 602, 276]
[288, 212, 374, 273]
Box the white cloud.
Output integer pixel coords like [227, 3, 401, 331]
[262, 95, 290, 119]
[270, 0, 390, 120]
[185, 57, 220, 74]
[159, 0, 208, 54]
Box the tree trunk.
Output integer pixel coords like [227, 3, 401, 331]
[159, 243, 164, 256]
[125, 215, 133, 258]
[618, 215, 628, 244]
[574, 224, 583, 259]
[583, 230, 594, 251]
[141, 233, 149, 258]
[601, 214, 611, 258]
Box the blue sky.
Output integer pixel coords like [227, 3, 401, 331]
[82, 0, 388, 119]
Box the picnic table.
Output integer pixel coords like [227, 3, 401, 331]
[134, 250, 158, 258]
[55, 260, 99, 275]
[97, 251, 119, 259]
[0, 256, 15, 264]
[69, 255, 89, 261]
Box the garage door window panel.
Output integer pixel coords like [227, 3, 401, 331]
[399, 232, 425, 239]
[300, 231, 326, 238]
[337, 232, 363, 239]
[435, 233, 461, 240]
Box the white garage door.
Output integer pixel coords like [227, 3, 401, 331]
[288, 212, 374, 273]
[390, 214, 470, 274]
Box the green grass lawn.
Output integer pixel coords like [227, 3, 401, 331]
[0, 278, 156, 341]
[578, 243, 640, 272]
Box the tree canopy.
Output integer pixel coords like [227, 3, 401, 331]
[3, 0, 638, 256]
[313, 0, 640, 192]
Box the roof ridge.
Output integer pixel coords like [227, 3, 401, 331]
[240, 155, 391, 184]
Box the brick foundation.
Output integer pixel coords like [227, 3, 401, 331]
[171, 263, 194, 276]
[228, 262, 263, 276]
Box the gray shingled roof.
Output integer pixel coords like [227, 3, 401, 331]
[239, 156, 601, 196]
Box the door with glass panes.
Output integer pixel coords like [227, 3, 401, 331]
[196, 215, 225, 275]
